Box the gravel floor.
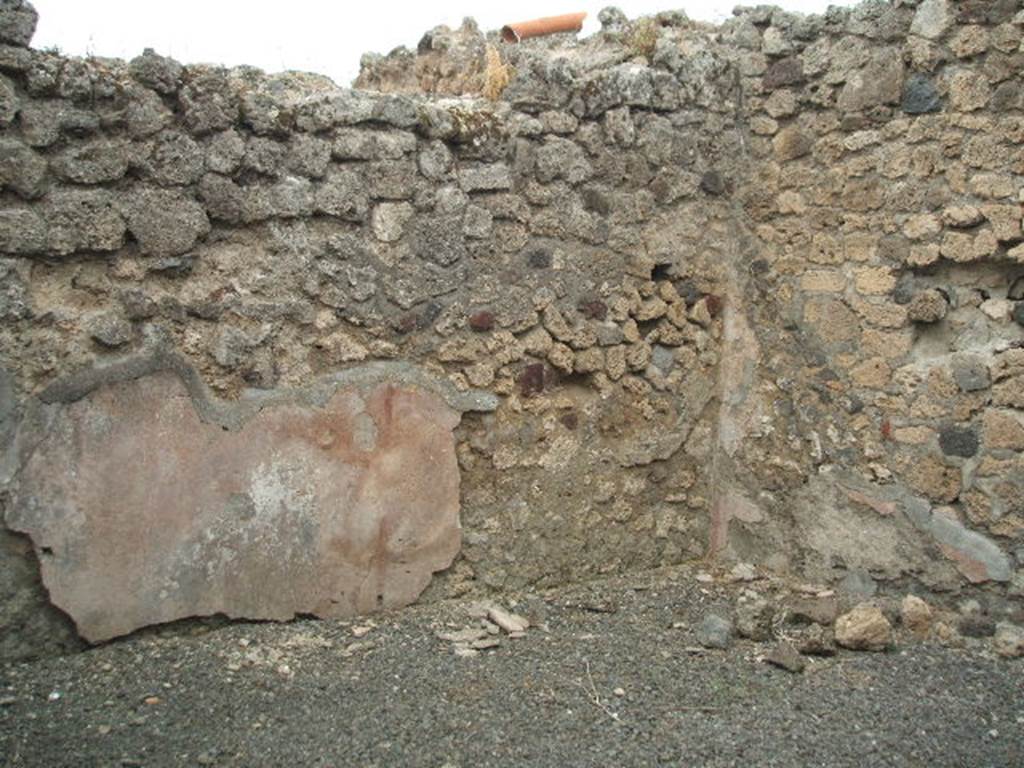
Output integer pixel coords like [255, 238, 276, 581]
[2, 566, 1022, 768]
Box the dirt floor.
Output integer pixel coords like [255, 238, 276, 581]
[1, 565, 1022, 767]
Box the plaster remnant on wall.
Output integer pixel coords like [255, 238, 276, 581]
[6, 366, 472, 642]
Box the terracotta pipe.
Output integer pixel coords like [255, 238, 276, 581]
[501, 12, 586, 43]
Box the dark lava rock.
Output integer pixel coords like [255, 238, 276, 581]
[939, 426, 979, 458]
[959, 614, 997, 639]
[578, 299, 607, 321]
[518, 363, 546, 397]
[763, 57, 805, 90]
[956, 0, 1018, 24]
[527, 247, 552, 269]
[87, 313, 133, 348]
[786, 596, 838, 627]
[902, 74, 942, 115]
[700, 170, 726, 196]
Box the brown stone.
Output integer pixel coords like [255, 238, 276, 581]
[907, 289, 948, 323]
[983, 410, 1024, 451]
[835, 603, 893, 651]
[994, 623, 1024, 659]
[854, 266, 896, 296]
[900, 595, 933, 637]
[8, 371, 464, 642]
[762, 57, 805, 90]
[948, 70, 991, 112]
[772, 126, 814, 162]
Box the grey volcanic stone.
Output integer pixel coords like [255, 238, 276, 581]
[124, 86, 172, 138]
[44, 189, 125, 255]
[413, 214, 466, 266]
[536, 137, 592, 184]
[180, 67, 239, 134]
[902, 74, 942, 114]
[0, 0, 37, 47]
[910, 0, 952, 40]
[0, 363, 15, 449]
[0, 72, 16, 127]
[838, 56, 903, 112]
[18, 100, 100, 147]
[147, 131, 205, 185]
[0, 138, 46, 198]
[952, 355, 990, 392]
[287, 134, 331, 178]
[763, 56, 805, 90]
[315, 169, 369, 221]
[198, 173, 245, 223]
[204, 130, 245, 175]
[765, 641, 805, 673]
[129, 48, 182, 94]
[0, 208, 44, 254]
[0, 257, 29, 319]
[839, 569, 878, 599]
[51, 139, 132, 184]
[736, 595, 773, 641]
[458, 164, 511, 192]
[121, 188, 210, 257]
[87, 313, 133, 348]
[696, 613, 733, 649]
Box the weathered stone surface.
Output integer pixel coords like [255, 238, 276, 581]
[772, 126, 814, 161]
[911, 0, 952, 40]
[838, 57, 903, 112]
[736, 595, 773, 641]
[129, 48, 183, 95]
[120, 188, 210, 257]
[994, 622, 1024, 659]
[834, 603, 893, 651]
[696, 613, 733, 649]
[7, 369, 467, 642]
[0, 137, 46, 198]
[0, 207, 44, 253]
[458, 164, 511, 192]
[51, 139, 131, 184]
[900, 595, 932, 636]
[907, 289, 948, 323]
[765, 641, 805, 673]
[371, 201, 414, 243]
[0, 0, 37, 47]
[86, 313, 132, 348]
[925, 508, 1012, 583]
[43, 189, 126, 255]
[2, 0, 1024, 664]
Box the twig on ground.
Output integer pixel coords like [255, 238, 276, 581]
[576, 659, 621, 722]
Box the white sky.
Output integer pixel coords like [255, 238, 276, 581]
[32, 1, 850, 86]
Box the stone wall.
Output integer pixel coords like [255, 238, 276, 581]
[0, 0, 1022, 660]
[713, 0, 1024, 597]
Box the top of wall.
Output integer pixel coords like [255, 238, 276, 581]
[2, 1, 1021, 146]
